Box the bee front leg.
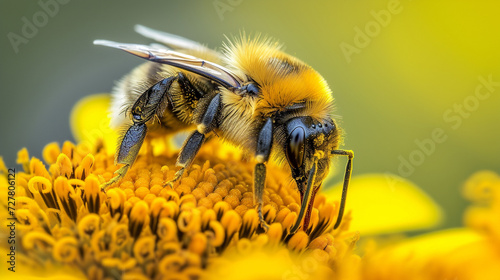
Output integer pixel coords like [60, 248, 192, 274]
[165, 93, 221, 186]
[254, 118, 273, 231]
[254, 163, 268, 230]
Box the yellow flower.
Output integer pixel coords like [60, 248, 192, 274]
[349, 171, 500, 280]
[0, 94, 441, 279]
[324, 174, 442, 235]
[0, 94, 352, 279]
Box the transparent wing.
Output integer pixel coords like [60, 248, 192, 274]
[135, 25, 219, 55]
[94, 40, 242, 88]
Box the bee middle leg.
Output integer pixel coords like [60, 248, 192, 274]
[165, 93, 222, 185]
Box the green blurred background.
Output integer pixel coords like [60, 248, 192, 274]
[1, 0, 499, 230]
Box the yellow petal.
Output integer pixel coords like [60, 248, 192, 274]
[362, 228, 485, 279]
[206, 252, 290, 280]
[204, 247, 333, 280]
[379, 227, 483, 260]
[70, 94, 119, 154]
[323, 174, 442, 235]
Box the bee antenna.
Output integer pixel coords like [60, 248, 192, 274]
[331, 149, 354, 229]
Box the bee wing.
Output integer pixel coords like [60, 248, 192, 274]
[135, 25, 219, 55]
[94, 40, 243, 88]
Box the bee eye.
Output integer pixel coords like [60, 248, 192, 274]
[286, 127, 305, 170]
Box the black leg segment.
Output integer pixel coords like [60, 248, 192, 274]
[253, 118, 273, 230]
[102, 75, 189, 189]
[169, 93, 221, 183]
[177, 131, 205, 168]
[255, 118, 273, 163]
[102, 122, 148, 189]
[116, 123, 148, 165]
[254, 162, 268, 230]
[130, 77, 175, 122]
[197, 94, 221, 134]
[331, 149, 354, 229]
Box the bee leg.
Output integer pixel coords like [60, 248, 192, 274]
[254, 118, 273, 231]
[102, 122, 148, 190]
[102, 77, 174, 189]
[254, 163, 268, 230]
[166, 130, 205, 186]
[290, 159, 318, 234]
[331, 149, 354, 229]
[165, 93, 221, 186]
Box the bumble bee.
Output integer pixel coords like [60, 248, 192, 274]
[94, 25, 353, 233]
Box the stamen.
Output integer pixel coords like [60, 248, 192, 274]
[42, 142, 61, 164]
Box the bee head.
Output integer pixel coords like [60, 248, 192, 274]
[284, 116, 340, 192]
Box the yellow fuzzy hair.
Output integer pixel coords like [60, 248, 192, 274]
[223, 35, 334, 120]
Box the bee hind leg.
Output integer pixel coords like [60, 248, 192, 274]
[103, 76, 179, 190]
[102, 122, 148, 190]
